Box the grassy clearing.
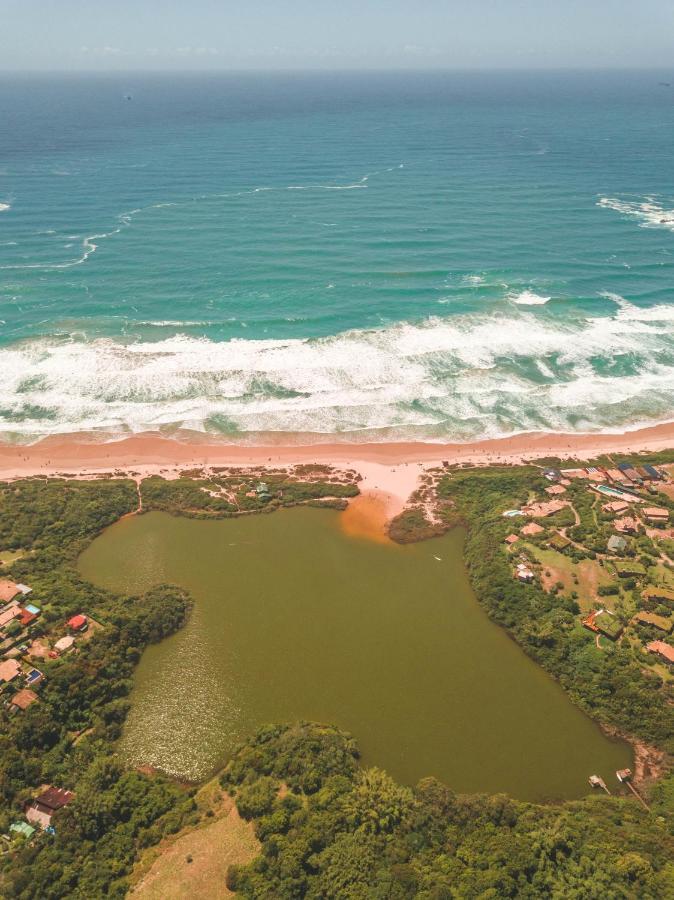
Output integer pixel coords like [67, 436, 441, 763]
[525, 544, 614, 611]
[130, 782, 260, 900]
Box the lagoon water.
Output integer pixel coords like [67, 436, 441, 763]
[2, 71, 674, 442]
[79, 508, 630, 800]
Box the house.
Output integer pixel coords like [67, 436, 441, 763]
[646, 640, 674, 666]
[614, 560, 647, 578]
[523, 499, 568, 518]
[17, 608, 37, 628]
[643, 464, 665, 482]
[643, 506, 669, 523]
[632, 611, 672, 633]
[0, 580, 20, 604]
[618, 463, 643, 485]
[67, 614, 88, 632]
[521, 522, 545, 537]
[603, 500, 629, 514]
[585, 467, 606, 483]
[583, 609, 623, 640]
[614, 517, 638, 535]
[515, 564, 535, 584]
[549, 533, 572, 551]
[0, 601, 21, 629]
[54, 635, 75, 654]
[605, 468, 628, 485]
[0, 659, 21, 684]
[9, 688, 38, 712]
[9, 822, 35, 841]
[545, 484, 566, 496]
[543, 468, 562, 482]
[607, 535, 628, 554]
[504, 534, 519, 546]
[642, 586, 674, 606]
[25, 787, 75, 830]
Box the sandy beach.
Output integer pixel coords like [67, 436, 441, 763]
[2, 421, 674, 529]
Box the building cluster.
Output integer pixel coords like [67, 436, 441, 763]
[0, 576, 93, 845]
[502, 459, 674, 670]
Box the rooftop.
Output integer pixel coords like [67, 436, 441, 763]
[0, 580, 19, 604]
[33, 787, 75, 812]
[0, 659, 21, 682]
[646, 640, 674, 664]
[10, 688, 38, 710]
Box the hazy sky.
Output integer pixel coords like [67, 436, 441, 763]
[2, 0, 674, 71]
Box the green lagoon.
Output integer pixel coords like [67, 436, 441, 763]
[79, 508, 631, 800]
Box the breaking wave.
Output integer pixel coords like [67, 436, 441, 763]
[598, 196, 674, 232]
[509, 290, 551, 306]
[2, 296, 674, 441]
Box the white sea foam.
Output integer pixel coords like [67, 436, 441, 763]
[0, 166, 403, 272]
[598, 196, 674, 232]
[509, 290, 551, 306]
[3, 301, 674, 440]
[0, 202, 10, 212]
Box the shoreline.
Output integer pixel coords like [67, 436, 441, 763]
[4, 418, 674, 564]
[2, 421, 674, 512]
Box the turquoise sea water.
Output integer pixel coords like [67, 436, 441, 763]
[1, 71, 674, 442]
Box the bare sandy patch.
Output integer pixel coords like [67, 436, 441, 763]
[131, 792, 259, 900]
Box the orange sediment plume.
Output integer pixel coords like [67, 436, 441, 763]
[340, 492, 395, 544]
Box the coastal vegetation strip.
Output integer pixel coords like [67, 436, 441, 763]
[0, 462, 672, 896]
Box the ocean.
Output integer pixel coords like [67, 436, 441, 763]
[1, 70, 673, 443]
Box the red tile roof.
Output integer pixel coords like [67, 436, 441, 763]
[67, 614, 87, 630]
[0, 580, 19, 604]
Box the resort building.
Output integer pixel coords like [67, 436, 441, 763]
[642, 587, 674, 606]
[603, 500, 629, 514]
[515, 564, 535, 584]
[0, 659, 21, 684]
[643, 464, 665, 482]
[521, 522, 544, 537]
[549, 533, 572, 551]
[545, 484, 566, 496]
[614, 517, 638, 535]
[617, 463, 643, 485]
[642, 507, 669, 523]
[0, 580, 20, 604]
[504, 534, 519, 546]
[607, 535, 628, 555]
[582, 609, 623, 641]
[9, 689, 38, 712]
[614, 560, 647, 578]
[632, 612, 672, 634]
[67, 614, 88, 632]
[646, 640, 674, 666]
[25, 787, 75, 830]
[605, 468, 628, 485]
[0, 601, 20, 630]
[523, 499, 568, 518]
[54, 635, 75, 654]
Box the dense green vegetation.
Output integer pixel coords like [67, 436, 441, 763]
[141, 471, 358, 518]
[437, 468, 674, 752]
[0, 472, 672, 897]
[0, 479, 196, 898]
[223, 722, 673, 899]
